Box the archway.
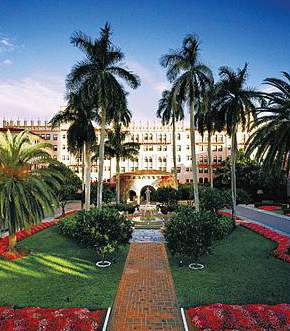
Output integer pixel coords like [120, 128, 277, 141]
[128, 190, 137, 203]
[140, 185, 156, 204]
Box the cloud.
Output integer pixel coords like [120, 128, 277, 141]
[0, 35, 16, 53]
[1, 59, 12, 65]
[0, 77, 65, 120]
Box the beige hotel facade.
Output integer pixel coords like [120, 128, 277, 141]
[1, 117, 249, 185]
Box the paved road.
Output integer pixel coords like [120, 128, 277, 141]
[234, 205, 290, 236]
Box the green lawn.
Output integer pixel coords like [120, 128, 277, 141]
[0, 226, 128, 309]
[169, 226, 290, 307]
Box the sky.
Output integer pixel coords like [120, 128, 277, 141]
[0, 0, 289, 121]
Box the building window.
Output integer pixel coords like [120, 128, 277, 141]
[62, 145, 66, 150]
[144, 133, 148, 141]
[62, 155, 65, 160]
[163, 146, 167, 151]
[199, 168, 203, 173]
[218, 145, 223, 152]
[186, 145, 190, 150]
[45, 134, 51, 140]
[204, 177, 209, 184]
[53, 145, 58, 151]
[218, 156, 223, 163]
[53, 134, 58, 141]
[177, 155, 181, 162]
[177, 145, 181, 151]
[62, 134, 66, 139]
[213, 145, 217, 151]
[199, 178, 204, 183]
[66, 155, 69, 160]
[177, 167, 181, 173]
[177, 133, 181, 140]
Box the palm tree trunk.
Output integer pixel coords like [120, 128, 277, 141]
[231, 126, 237, 217]
[172, 112, 178, 188]
[8, 206, 17, 251]
[81, 146, 85, 209]
[84, 141, 91, 210]
[208, 131, 213, 189]
[116, 156, 121, 204]
[97, 108, 106, 208]
[8, 234, 17, 251]
[189, 100, 200, 211]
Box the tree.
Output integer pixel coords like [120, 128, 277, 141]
[246, 71, 290, 195]
[48, 162, 82, 215]
[0, 131, 62, 250]
[105, 125, 140, 203]
[214, 151, 287, 201]
[215, 64, 257, 215]
[160, 35, 213, 211]
[195, 82, 223, 188]
[66, 23, 140, 208]
[50, 89, 96, 210]
[157, 88, 184, 187]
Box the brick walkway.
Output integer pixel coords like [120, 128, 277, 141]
[108, 243, 184, 331]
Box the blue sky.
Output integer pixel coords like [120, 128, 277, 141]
[0, 0, 289, 120]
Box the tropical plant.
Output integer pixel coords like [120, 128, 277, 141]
[160, 35, 213, 211]
[0, 130, 62, 250]
[48, 161, 82, 215]
[246, 71, 290, 193]
[104, 126, 140, 203]
[215, 64, 257, 215]
[157, 88, 184, 186]
[50, 89, 96, 210]
[66, 23, 140, 208]
[195, 82, 224, 188]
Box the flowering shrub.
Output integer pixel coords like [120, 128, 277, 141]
[0, 210, 77, 260]
[187, 303, 290, 330]
[0, 306, 106, 331]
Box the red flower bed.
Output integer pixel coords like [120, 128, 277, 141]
[258, 205, 281, 211]
[239, 221, 290, 263]
[187, 303, 290, 330]
[0, 210, 77, 260]
[218, 210, 290, 264]
[0, 306, 106, 331]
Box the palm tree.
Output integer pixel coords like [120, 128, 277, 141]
[160, 35, 213, 211]
[195, 82, 223, 188]
[157, 88, 184, 187]
[50, 89, 97, 210]
[246, 72, 290, 187]
[0, 130, 62, 250]
[66, 23, 140, 207]
[215, 64, 257, 215]
[105, 125, 140, 203]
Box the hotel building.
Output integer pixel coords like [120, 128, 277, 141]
[1, 118, 249, 185]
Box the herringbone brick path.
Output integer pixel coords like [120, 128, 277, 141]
[108, 243, 184, 331]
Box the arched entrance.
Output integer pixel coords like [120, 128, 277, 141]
[119, 170, 177, 204]
[140, 185, 156, 204]
[128, 190, 137, 203]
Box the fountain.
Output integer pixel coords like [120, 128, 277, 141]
[139, 187, 156, 216]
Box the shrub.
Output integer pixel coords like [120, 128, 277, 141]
[57, 208, 133, 260]
[236, 189, 252, 204]
[213, 215, 235, 240]
[158, 204, 179, 214]
[154, 187, 177, 204]
[199, 187, 231, 213]
[113, 203, 136, 214]
[177, 184, 193, 201]
[164, 207, 219, 262]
